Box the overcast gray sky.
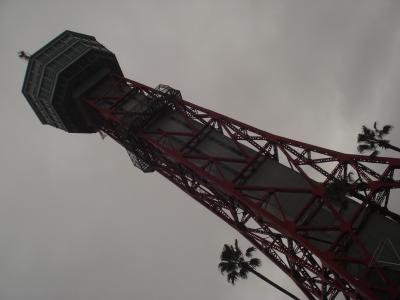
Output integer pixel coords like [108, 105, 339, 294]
[1, 1, 400, 300]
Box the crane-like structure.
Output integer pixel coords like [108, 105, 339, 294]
[22, 31, 400, 300]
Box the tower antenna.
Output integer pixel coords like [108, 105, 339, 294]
[18, 50, 30, 61]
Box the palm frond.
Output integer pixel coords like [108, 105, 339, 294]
[377, 139, 390, 149]
[234, 239, 242, 257]
[227, 271, 239, 285]
[218, 262, 228, 274]
[357, 144, 373, 153]
[362, 125, 375, 138]
[218, 261, 237, 274]
[382, 125, 393, 135]
[238, 267, 249, 279]
[249, 257, 261, 268]
[245, 247, 256, 258]
[357, 133, 368, 143]
[220, 244, 235, 261]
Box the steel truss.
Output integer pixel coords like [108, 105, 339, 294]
[84, 76, 400, 300]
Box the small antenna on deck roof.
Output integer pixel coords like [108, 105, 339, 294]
[18, 51, 30, 61]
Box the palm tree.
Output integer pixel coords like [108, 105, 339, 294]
[357, 122, 400, 157]
[325, 172, 356, 212]
[218, 239, 300, 300]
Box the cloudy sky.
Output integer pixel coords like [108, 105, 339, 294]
[1, 1, 400, 299]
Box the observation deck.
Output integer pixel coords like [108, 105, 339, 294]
[22, 30, 122, 133]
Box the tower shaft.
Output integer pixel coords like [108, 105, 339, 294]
[82, 75, 400, 300]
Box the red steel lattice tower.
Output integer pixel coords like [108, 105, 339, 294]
[22, 31, 400, 300]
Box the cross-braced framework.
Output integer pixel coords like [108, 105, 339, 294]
[83, 76, 400, 300]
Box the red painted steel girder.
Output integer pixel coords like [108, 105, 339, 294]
[83, 76, 400, 300]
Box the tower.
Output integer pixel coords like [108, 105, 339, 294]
[22, 31, 400, 300]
